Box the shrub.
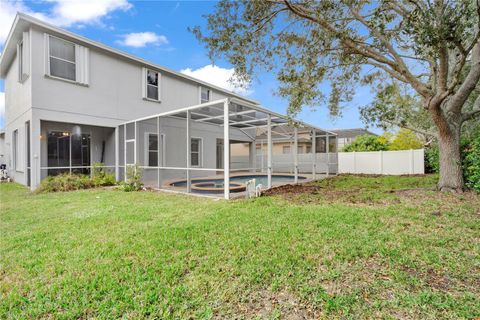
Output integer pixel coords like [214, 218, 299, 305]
[36, 173, 93, 193]
[463, 135, 480, 192]
[343, 134, 389, 152]
[424, 145, 439, 174]
[389, 128, 423, 150]
[36, 163, 117, 193]
[423, 133, 480, 192]
[91, 162, 116, 187]
[119, 164, 144, 192]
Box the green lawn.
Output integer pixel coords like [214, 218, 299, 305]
[1, 175, 479, 319]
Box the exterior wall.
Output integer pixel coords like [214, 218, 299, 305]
[3, 28, 33, 185]
[29, 27, 234, 124]
[338, 149, 424, 175]
[3, 25, 254, 189]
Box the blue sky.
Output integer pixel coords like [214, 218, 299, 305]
[0, 0, 378, 133]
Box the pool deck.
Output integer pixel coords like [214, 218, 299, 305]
[156, 172, 330, 199]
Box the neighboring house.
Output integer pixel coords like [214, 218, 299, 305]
[0, 13, 337, 194]
[330, 128, 378, 151]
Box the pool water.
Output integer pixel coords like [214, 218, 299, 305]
[171, 174, 306, 189]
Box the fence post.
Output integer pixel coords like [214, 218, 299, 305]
[379, 150, 383, 175]
[410, 149, 414, 174]
[352, 151, 356, 174]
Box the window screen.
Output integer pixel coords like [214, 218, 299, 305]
[49, 36, 76, 81]
[191, 138, 201, 167]
[147, 70, 159, 100]
[201, 87, 210, 103]
[148, 134, 158, 167]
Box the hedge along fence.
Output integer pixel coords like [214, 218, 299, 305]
[338, 149, 424, 175]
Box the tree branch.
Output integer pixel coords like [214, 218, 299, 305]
[253, 7, 289, 33]
[383, 119, 438, 138]
[462, 94, 480, 122]
[281, 0, 433, 99]
[448, 39, 480, 113]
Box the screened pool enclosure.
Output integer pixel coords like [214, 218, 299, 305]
[116, 98, 338, 199]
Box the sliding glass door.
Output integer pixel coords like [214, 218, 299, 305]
[47, 131, 91, 175]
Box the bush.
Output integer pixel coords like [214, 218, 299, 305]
[389, 129, 423, 150]
[463, 135, 480, 192]
[343, 134, 389, 152]
[424, 133, 480, 192]
[119, 164, 144, 192]
[424, 145, 439, 174]
[36, 173, 94, 193]
[36, 163, 117, 193]
[91, 162, 116, 187]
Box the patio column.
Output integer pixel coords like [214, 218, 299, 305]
[326, 133, 330, 176]
[223, 99, 230, 200]
[157, 116, 160, 189]
[115, 126, 119, 181]
[267, 114, 272, 188]
[186, 110, 191, 193]
[249, 140, 256, 173]
[261, 140, 264, 172]
[312, 130, 316, 180]
[294, 127, 298, 183]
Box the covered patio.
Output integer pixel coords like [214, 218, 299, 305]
[116, 98, 337, 199]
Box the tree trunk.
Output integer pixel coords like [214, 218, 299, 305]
[437, 125, 464, 192]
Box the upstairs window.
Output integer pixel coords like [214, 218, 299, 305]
[200, 87, 210, 103]
[18, 31, 30, 83]
[49, 36, 76, 81]
[282, 145, 291, 154]
[147, 70, 159, 100]
[18, 41, 23, 81]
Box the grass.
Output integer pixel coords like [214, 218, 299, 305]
[0, 175, 479, 319]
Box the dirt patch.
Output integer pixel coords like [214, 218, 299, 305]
[218, 289, 320, 319]
[262, 182, 480, 210]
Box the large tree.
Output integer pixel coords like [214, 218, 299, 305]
[191, 0, 480, 192]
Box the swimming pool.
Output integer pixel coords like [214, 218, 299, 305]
[170, 174, 306, 193]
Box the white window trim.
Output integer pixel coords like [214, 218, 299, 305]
[143, 68, 162, 103]
[44, 34, 89, 86]
[17, 41, 24, 83]
[199, 86, 211, 104]
[143, 132, 166, 167]
[190, 137, 203, 168]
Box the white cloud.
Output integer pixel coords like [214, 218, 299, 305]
[47, 0, 132, 27]
[0, 0, 132, 44]
[180, 65, 252, 95]
[117, 32, 168, 48]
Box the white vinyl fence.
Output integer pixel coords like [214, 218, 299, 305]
[338, 149, 424, 175]
[231, 153, 338, 174]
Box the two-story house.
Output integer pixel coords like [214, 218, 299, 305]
[1, 13, 336, 196]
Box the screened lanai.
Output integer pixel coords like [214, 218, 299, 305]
[116, 98, 337, 199]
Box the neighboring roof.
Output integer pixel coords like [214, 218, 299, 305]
[329, 128, 377, 138]
[0, 13, 258, 105]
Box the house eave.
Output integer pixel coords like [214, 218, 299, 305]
[0, 13, 259, 106]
